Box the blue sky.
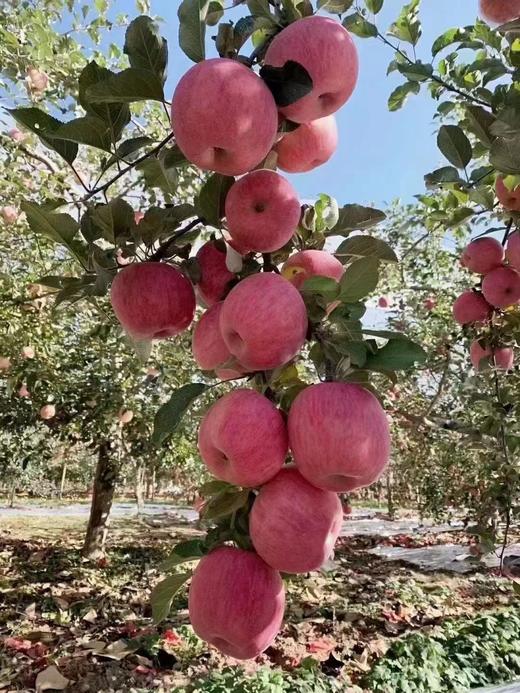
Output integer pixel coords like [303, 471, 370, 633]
[141, 0, 480, 208]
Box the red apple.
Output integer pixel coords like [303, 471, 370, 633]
[40, 404, 56, 420]
[423, 297, 437, 311]
[496, 177, 520, 211]
[0, 357, 11, 370]
[452, 290, 492, 325]
[188, 546, 285, 660]
[110, 262, 195, 340]
[26, 67, 49, 93]
[18, 384, 30, 398]
[275, 116, 338, 173]
[281, 249, 344, 290]
[118, 408, 134, 424]
[1, 206, 18, 224]
[480, 0, 520, 24]
[470, 340, 514, 370]
[219, 273, 308, 371]
[506, 231, 520, 270]
[288, 382, 390, 492]
[8, 128, 24, 142]
[249, 467, 343, 573]
[225, 170, 301, 253]
[134, 211, 144, 224]
[21, 346, 35, 359]
[482, 266, 520, 308]
[198, 389, 287, 487]
[171, 58, 278, 175]
[196, 241, 235, 307]
[192, 303, 230, 370]
[461, 237, 504, 274]
[264, 16, 358, 123]
[378, 296, 391, 309]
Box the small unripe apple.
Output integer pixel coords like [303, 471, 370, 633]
[470, 340, 514, 370]
[116, 249, 132, 266]
[18, 384, 30, 398]
[461, 237, 504, 274]
[21, 346, 35, 359]
[378, 296, 391, 309]
[482, 266, 520, 308]
[26, 67, 49, 93]
[220, 273, 308, 371]
[196, 241, 235, 307]
[188, 546, 285, 660]
[171, 58, 278, 175]
[452, 290, 492, 325]
[40, 404, 56, 420]
[1, 206, 18, 224]
[288, 382, 391, 492]
[423, 297, 437, 311]
[8, 128, 24, 142]
[192, 302, 233, 371]
[118, 408, 134, 424]
[134, 211, 144, 225]
[275, 116, 338, 173]
[198, 389, 287, 487]
[264, 16, 358, 123]
[225, 170, 301, 253]
[506, 231, 520, 271]
[250, 467, 343, 573]
[480, 0, 520, 24]
[147, 367, 160, 378]
[110, 262, 195, 340]
[0, 357, 11, 370]
[281, 249, 344, 290]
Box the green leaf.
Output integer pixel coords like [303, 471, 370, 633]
[159, 540, 206, 570]
[178, 0, 207, 63]
[84, 198, 135, 244]
[342, 13, 377, 38]
[490, 136, 520, 174]
[339, 257, 380, 302]
[86, 67, 164, 103]
[314, 193, 339, 232]
[103, 136, 155, 170]
[78, 61, 131, 140]
[9, 107, 78, 165]
[490, 106, 520, 139]
[431, 27, 467, 57]
[153, 383, 208, 446]
[464, 105, 495, 148]
[246, 0, 274, 19]
[336, 236, 398, 263]
[201, 488, 250, 521]
[301, 276, 340, 301]
[196, 173, 235, 226]
[388, 81, 420, 111]
[205, 0, 225, 25]
[124, 15, 168, 84]
[259, 61, 313, 107]
[151, 572, 192, 624]
[21, 202, 86, 265]
[388, 0, 421, 46]
[317, 0, 353, 13]
[199, 480, 234, 497]
[137, 151, 180, 195]
[365, 338, 427, 371]
[51, 116, 112, 152]
[328, 205, 386, 236]
[424, 166, 464, 187]
[365, 0, 383, 12]
[397, 61, 433, 82]
[437, 125, 472, 169]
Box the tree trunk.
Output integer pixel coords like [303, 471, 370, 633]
[82, 441, 118, 559]
[8, 481, 16, 508]
[150, 467, 156, 501]
[135, 464, 145, 516]
[386, 471, 395, 520]
[59, 460, 67, 500]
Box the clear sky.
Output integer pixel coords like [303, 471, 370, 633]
[137, 0, 481, 208]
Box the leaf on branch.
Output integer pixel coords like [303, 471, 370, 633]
[335, 236, 398, 263]
[490, 136, 520, 174]
[327, 204, 386, 236]
[124, 15, 168, 85]
[86, 67, 165, 103]
[8, 107, 78, 165]
[388, 0, 421, 46]
[21, 202, 87, 266]
[365, 338, 427, 371]
[178, 0, 208, 63]
[437, 125, 472, 169]
[153, 383, 208, 446]
[397, 61, 433, 82]
[159, 540, 207, 570]
[259, 61, 313, 107]
[424, 166, 464, 187]
[201, 488, 250, 521]
[196, 173, 235, 226]
[78, 61, 131, 141]
[102, 135, 156, 171]
[388, 81, 420, 111]
[342, 13, 377, 38]
[51, 116, 113, 152]
[317, 0, 354, 14]
[151, 572, 192, 624]
[339, 257, 380, 302]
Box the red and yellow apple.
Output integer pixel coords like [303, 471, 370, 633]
[281, 249, 344, 289]
[275, 116, 338, 173]
[496, 177, 520, 211]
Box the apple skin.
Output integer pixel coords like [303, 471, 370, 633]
[171, 58, 278, 176]
[225, 170, 301, 253]
[21, 346, 35, 359]
[506, 231, 520, 271]
[264, 16, 358, 123]
[1, 206, 18, 224]
[480, 0, 520, 24]
[470, 340, 514, 370]
[275, 116, 338, 173]
[281, 249, 344, 290]
[496, 177, 520, 211]
[0, 357, 11, 370]
[452, 290, 492, 325]
[110, 262, 195, 341]
[378, 296, 391, 309]
[424, 297, 437, 311]
[188, 546, 285, 660]
[461, 237, 504, 274]
[220, 273, 308, 371]
[118, 409, 134, 424]
[198, 389, 287, 487]
[482, 266, 520, 308]
[8, 128, 24, 142]
[192, 302, 230, 371]
[288, 382, 391, 492]
[40, 404, 56, 420]
[18, 384, 30, 398]
[196, 241, 235, 307]
[249, 467, 343, 574]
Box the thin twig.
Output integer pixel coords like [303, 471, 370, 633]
[149, 217, 204, 262]
[502, 217, 514, 246]
[18, 145, 56, 173]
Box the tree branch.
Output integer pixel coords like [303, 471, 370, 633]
[149, 217, 204, 262]
[18, 145, 56, 173]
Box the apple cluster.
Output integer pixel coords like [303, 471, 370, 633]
[452, 177, 520, 371]
[109, 16, 392, 660]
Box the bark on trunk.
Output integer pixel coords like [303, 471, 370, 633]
[59, 460, 67, 500]
[82, 441, 118, 559]
[8, 481, 16, 508]
[135, 464, 145, 516]
[386, 471, 395, 520]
